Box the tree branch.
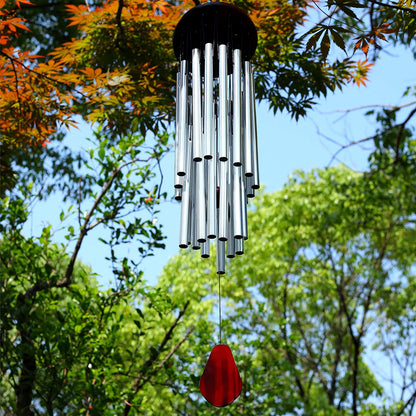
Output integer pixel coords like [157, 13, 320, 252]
[365, 0, 416, 15]
[279, 268, 307, 401]
[123, 301, 192, 415]
[0, 50, 83, 98]
[292, 309, 331, 398]
[22, 155, 151, 300]
[324, 100, 416, 120]
[395, 388, 416, 416]
[332, 252, 360, 416]
[115, 0, 125, 43]
[327, 135, 374, 167]
[133, 324, 195, 392]
[329, 292, 345, 405]
[394, 106, 416, 163]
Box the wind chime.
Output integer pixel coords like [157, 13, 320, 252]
[173, 0, 258, 407]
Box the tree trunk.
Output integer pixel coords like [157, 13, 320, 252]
[15, 294, 36, 416]
[351, 337, 359, 416]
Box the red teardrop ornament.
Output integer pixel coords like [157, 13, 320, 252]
[199, 344, 242, 407]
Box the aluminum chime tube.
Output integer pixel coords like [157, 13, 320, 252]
[173, 1, 258, 274]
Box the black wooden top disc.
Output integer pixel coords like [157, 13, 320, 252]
[173, 2, 257, 63]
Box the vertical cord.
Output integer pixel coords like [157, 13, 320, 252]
[218, 272, 222, 344]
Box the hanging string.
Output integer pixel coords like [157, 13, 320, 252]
[218, 272, 222, 344]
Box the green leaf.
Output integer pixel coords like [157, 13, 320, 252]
[136, 307, 144, 319]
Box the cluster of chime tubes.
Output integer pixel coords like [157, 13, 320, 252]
[174, 43, 259, 274]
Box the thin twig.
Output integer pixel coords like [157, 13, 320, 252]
[142, 324, 195, 382]
[395, 388, 416, 416]
[123, 301, 192, 416]
[366, 0, 416, 14]
[0, 50, 84, 98]
[22, 154, 152, 299]
[327, 136, 374, 167]
[394, 106, 416, 162]
[322, 100, 416, 122]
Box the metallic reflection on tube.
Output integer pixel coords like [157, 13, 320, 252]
[235, 238, 244, 255]
[244, 61, 253, 177]
[192, 49, 202, 162]
[175, 187, 182, 201]
[195, 160, 206, 243]
[233, 49, 242, 167]
[176, 60, 187, 177]
[218, 44, 228, 162]
[201, 241, 210, 258]
[217, 240, 225, 275]
[218, 161, 228, 241]
[250, 67, 260, 189]
[204, 43, 214, 160]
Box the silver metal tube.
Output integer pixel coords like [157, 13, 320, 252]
[179, 166, 190, 248]
[190, 160, 200, 250]
[201, 241, 210, 258]
[175, 187, 182, 201]
[218, 44, 228, 161]
[216, 179, 225, 274]
[174, 173, 183, 189]
[235, 238, 244, 255]
[192, 48, 203, 162]
[175, 70, 179, 123]
[179, 132, 193, 248]
[204, 43, 214, 159]
[187, 177, 192, 246]
[217, 240, 225, 275]
[241, 169, 248, 240]
[187, 108, 193, 247]
[174, 163, 184, 190]
[187, 95, 193, 139]
[176, 60, 188, 176]
[227, 241, 235, 258]
[192, 237, 200, 250]
[226, 125, 235, 258]
[191, 215, 200, 250]
[227, 136, 234, 257]
[175, 71, 180, 178]
[207, 157, 216, 239]
[218, 160, 228, 241]
[250, 66, 260, 189]
[246, 175, 255, 198]
[226, 216, 235, 258]
[207, 101, 217, 238]
[232, 49, 242, 166]
[233, 166, 243, 238]
[195, 160, 206, 243]
[244, 61, 253, 177]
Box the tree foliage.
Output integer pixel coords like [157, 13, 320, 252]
[1, 0, 416, 414]
[2, 0, 413, 150]
[1, 0, 376, 190]
[0, 127, 203, 415]
[159, 160, 416, 415]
